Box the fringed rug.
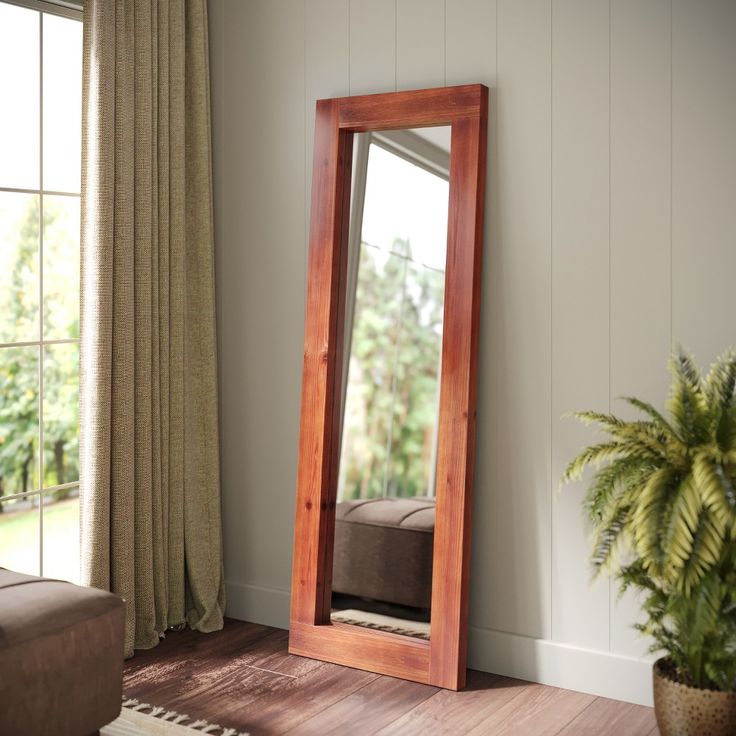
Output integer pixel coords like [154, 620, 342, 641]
[101, 698, 249, 736]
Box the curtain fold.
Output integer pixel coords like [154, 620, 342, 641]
[80, 0, 224, 657]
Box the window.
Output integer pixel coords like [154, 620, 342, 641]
[0, 0, 82, 582]
[337, 128, 451, 502]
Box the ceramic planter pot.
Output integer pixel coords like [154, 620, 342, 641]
[653, 658, 736, 736]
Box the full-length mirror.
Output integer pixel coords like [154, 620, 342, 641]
[331, 127, 451, 641]
[289, 85, 487, 691]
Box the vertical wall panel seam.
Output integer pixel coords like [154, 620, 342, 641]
[443, 0, 446, 86]
[302, 0, 307, 281]
[607, 0, 612, 652]
[347, 0, 351, 95]
[549, 0, 554, 644]
[302, 0, 307, 359]
[669, 0, 673, 348]
[495, 0, 498, 90]
[394, 0, 397, 91]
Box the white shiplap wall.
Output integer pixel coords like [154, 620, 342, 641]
[209, 0, 736, 705]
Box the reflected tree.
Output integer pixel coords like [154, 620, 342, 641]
[339, 238, 444, 501]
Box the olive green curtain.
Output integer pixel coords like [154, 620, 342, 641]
[79, 0, 224, 657]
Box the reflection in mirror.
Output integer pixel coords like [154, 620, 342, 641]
[330, 126, 451, 641]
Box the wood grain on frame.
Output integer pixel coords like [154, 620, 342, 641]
[290, 99, 352, 626]
[290, 620, 431, 683]
[290, 84, 488, 690]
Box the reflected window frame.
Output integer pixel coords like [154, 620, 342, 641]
[0, 0, 82, 581]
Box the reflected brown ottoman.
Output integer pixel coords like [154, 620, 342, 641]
[333, 497, 435, 610]
[0, 568, 125, 736]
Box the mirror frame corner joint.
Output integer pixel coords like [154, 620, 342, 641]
[289, 83, 489, 691]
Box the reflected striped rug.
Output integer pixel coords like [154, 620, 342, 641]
[331, 609, 431, 639]
[101, 698, 249, 736]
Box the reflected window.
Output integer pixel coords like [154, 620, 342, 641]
[337, 131, 450, 502]
[0, 1, 82, 583]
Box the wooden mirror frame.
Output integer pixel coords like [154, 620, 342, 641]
[289, 84, 488, 691]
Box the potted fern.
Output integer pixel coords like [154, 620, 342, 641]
[562, 347, 736, 736]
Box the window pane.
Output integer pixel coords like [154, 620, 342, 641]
[361, 144, 449, 271]
[0, 346, 40, 496]
[337, 140, 449, 503]
[0, 494, 40, 576]
[43, 343, 79, 488]
[43, 14, 82, 193]
[42, 489, 79, 583]
[387, 261, 444, 497]
[0, 192, 40, 343]
[0, 4, 40, 189]
[43, 195, 80, 339]
[337, 246, 404, 501]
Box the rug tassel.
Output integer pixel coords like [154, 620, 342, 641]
[120, 695, 250, 736]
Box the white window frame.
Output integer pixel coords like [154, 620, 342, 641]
[0, 0, 82, 576]
[3, 0, 82, 21]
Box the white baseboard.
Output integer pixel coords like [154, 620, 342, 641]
[226, 580, 291, 630]
[225, 580, 654, 707]
[467, 626, 653, 706]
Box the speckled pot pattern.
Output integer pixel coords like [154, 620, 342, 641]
[653, 659, 736, 736]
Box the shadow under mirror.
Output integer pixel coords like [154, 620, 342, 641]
[330, 125, 451, 641]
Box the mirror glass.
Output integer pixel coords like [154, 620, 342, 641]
[330, 126, 451, 640]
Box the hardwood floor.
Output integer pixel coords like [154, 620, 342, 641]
[123, 619, 659, 736]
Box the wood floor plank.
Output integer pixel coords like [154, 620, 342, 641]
[208, 659, 379, 735]
[463, 683, 595, 736]
[556, 696, 658, 735]
[286, 675, 439, 736]
[124, 620, 272, 682]
[374, 671, 526, 735]
[123, 621, 376, 735]
[124, 623, 314, 707]
[122, 620, 657, 736]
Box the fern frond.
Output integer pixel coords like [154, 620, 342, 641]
[662, 478, 701, 574]
[632, 467, 677, 575]
[621, 396, 678, 437]
[692, 450, 736, 530]
[560, 442, 624, 484]
[679, 512, 724, 593]
[611, 421, 677, 462]
[584, 456, 654, 522]
[718, 407, 736, 453]
[569, 410, 626, 431]
[671, 346, 704, 393]
[705, 348, 736, 414]
[667, 352, 712, 445]
[590, 505, 630, 571]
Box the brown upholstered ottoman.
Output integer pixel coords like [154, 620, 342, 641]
[333, 497, 435, 610]
[0, 568, 125, 736]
